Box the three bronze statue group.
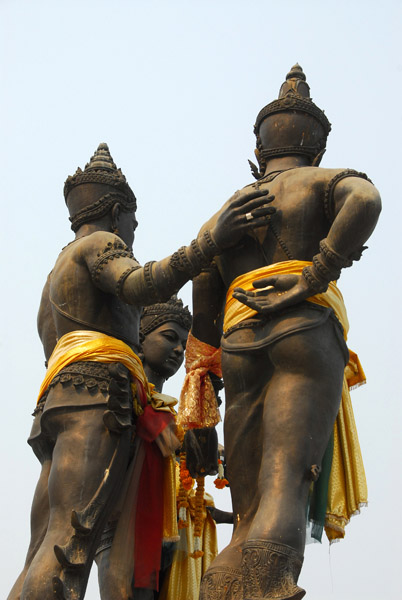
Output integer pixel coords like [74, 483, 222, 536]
[8, 65, 381, 600]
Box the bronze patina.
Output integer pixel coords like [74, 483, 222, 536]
[189, 65, 381, 600]
[7, 143, 273, 600]
[95, 295, 191, 600]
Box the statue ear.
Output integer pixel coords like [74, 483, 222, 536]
[311, 148, 326, 167]
[111, 203, 121, 234]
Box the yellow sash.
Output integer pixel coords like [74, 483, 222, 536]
[224, 261, 367, 542]
[37, 330, 177, 414]
[37, 330, 178, 542]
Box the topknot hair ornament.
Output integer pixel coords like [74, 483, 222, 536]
[254, 64, 331, 136]
[250, 64, 332, 178]
[64, 143, 137, 231]
[64, 143, 136, 207]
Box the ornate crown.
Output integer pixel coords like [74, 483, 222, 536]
[250, 65, 332, 177]
[64, 143, 137, 231]
[254, 64, 331, 136]
[140, 296, 192, 339]
[64, 143, 136, 207]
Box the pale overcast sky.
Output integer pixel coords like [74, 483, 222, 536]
[1, 2, 401, 599]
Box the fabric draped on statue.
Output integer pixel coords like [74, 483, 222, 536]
[224, 261, 367, 542]
[37, 330, 179, 590]
[182, 261, 367, 543]
[159, 465, 218, 600]
[177, 332, 222, 429]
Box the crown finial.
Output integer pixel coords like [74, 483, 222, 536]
[85, 143, 117, 172]
[279, 63, 310, 99]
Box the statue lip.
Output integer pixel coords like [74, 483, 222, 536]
[166, 355, 182, 367]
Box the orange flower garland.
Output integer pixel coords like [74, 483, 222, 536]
[178, 452, 193, 528]
[214, 459, 229, 489]
[189, 476, 205, 558]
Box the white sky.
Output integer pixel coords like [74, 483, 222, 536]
[1, 1, 401, 598]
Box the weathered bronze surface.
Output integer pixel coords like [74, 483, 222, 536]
[95, 296, 191, 599]
[7, 143, 272, 600]
[192, 65, 381, 599]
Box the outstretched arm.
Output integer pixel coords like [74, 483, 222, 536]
[233, 176, 381, 314]
[84, 187, 274, 307]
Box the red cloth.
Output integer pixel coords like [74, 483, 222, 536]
[133, 379, 173, 590]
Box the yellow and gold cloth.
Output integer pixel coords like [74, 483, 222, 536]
[159, 466, 218, 600]
[37, 330, 177, 415]
[37, 330, 178, 543]
[224, 261, 367, 542]
[177, 332, 222, 429]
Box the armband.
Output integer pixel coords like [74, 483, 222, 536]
[302, 238, 354, 294]
[168, 230, 221, 279]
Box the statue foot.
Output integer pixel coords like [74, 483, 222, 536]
[242, 540, 305, 600]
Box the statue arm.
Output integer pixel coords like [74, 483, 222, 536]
[232, 176, 381, 313]
[181, 267, 225, 476]
[191, 263, 226, 348]
[327, 176, 381, 261]
[37, 273, 58, 362]
[83, 186, 274, 306]
[121, 187, 274, 306]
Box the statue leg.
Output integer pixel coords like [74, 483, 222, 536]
[203, 318, 346, 600]
[20, 406, 131, 600]
[7, 459, 51, 600]
[200, 346, 270, 600]
[246, 319, 345, 549]
[240, 320, 345, 599]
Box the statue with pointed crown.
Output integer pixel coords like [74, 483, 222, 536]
[7, 144, 273, 600]
[178, 65, 381, 599]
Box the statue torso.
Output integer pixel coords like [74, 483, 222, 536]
[213, 167, 343, 288]
[38, 233, 141, 360]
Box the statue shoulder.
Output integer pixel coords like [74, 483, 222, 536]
[79, 231, 126, 256]
[315, 168, 375, 223]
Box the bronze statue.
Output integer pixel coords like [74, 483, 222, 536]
[179, 65, 381, 599]
[95, 296, 192, 599]
[7, 143, 273, 600]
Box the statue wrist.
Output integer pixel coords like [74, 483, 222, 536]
[302, 238, 354, 294]
[168, 231, 220, 279]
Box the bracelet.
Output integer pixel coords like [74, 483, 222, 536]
[197, 230, 221, 261]
[319, 239, 353, 270]
[302, 265, 329, 294]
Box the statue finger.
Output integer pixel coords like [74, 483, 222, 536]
[239, 195, 275, 215]
[243, 214, 273, 228]
[233, 286, 257, 299]
[253, 277, 278, 289]
[251, 206, 276, 218]
[230, 188, 270, 208]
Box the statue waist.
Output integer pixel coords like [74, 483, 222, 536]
[224, 260, 349, 338]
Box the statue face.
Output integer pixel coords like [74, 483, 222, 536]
[117, 209, 138, 248]
[141, 321, 189, 379]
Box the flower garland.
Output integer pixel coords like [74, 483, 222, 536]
[189, 476, 205, 558]
[214, 458, 229, 489]
[178, 452, 193, 528]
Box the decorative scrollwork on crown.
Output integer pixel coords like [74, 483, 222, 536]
[140, 295, 192, 338]
[253, 64, 331, 135]
[64, 143, 136, 206]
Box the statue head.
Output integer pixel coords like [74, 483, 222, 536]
[64, 143, 137, 243]
[140, 296, 192, 381]
[253, 64, 331, 176]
